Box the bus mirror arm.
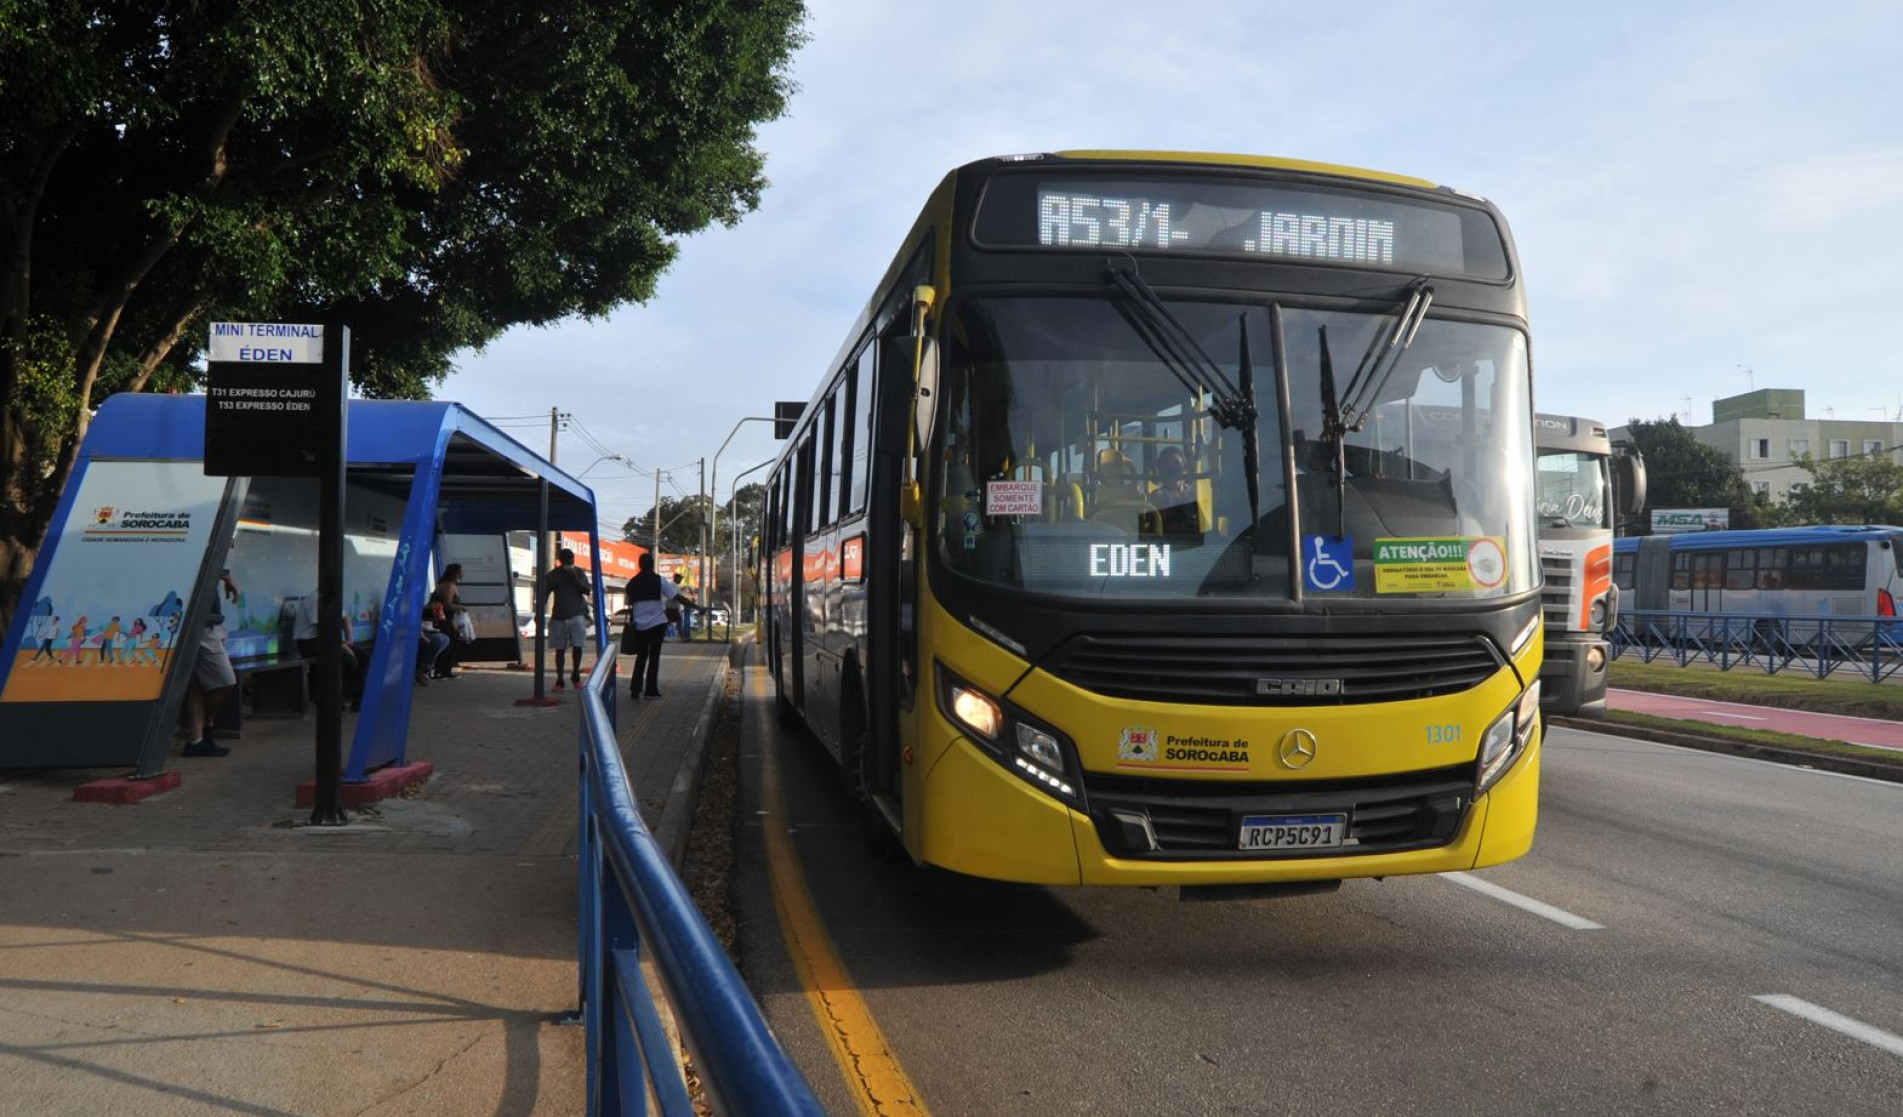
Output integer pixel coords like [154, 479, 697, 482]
[901, 480, 924, 527]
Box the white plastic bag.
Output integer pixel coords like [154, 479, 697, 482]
[452, 611, 477, 644]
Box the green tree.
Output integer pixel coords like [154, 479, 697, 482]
[1778, 451, 1903, 525]
[1621, 417, 1762, 533]
[1, 1, 806, 622]
[623, 495, 711, 554]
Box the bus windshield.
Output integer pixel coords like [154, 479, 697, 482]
[936, 295, 1536, 602]
[1535, 450, 1611, 529]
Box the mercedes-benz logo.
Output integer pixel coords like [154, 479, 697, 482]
[1277, 728, 1318, 770]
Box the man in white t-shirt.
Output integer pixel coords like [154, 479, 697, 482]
[623, 551, 695, 698]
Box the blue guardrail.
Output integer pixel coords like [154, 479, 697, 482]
[575, 648, 824, 1115]
[1610, 609, 1903, 683]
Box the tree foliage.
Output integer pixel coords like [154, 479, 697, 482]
[1621, 417, 1763, 532]
[0, 0, 807, 620]
[622, 482, 765, 554]
[1776, 451, 1903, 525]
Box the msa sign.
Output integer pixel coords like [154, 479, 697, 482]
[1651, 508, 1728, 534]
[208, 322, 324, 364]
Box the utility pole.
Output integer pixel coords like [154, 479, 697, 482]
[699, 457, 711, 640]
[707, 416, 776, 636]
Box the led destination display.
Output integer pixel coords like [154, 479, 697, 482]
[974, 174, 1509, 280]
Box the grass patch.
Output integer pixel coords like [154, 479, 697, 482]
[1599, 709, 1903, 768]
[1607, 659, 1903, 719]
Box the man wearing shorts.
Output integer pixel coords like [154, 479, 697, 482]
[180, 569, 240, 757]
[540, 547, 593, 689]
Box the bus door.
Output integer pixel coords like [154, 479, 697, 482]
[1690, 552, 1724, 612]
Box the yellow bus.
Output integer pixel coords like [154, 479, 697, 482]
[763, 151, 1542, 891]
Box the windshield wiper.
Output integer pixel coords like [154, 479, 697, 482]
[1313, 277, 1433, 541]
[1103, 262, 1263, 545]
[1336, 276, 1434, 434]
[1105, 263, 1255, 431]
[1316, 324, 1350, 540]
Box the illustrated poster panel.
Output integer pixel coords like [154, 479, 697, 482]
[2, 461, 229, 703]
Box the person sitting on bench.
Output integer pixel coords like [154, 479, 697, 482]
[295, 590, 365, 711]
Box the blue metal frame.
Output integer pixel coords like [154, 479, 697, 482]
[1611, 609, 1903, 682]
[574, 648, 823, 1115]
[348, 422, 455, 780]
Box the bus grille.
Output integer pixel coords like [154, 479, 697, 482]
[1083, 767, 1472, 859]
[1043, 632, 1502, 706]
[1541, 554, 1573, 630]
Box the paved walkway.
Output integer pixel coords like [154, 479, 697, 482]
[0, 640, 731, 1116]
[1609, 687, 1903, 751]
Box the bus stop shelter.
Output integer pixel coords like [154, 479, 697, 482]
[0, 393, 608, 783]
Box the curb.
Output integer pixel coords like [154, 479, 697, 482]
[1551, 715, 1903, 784]
[653, 654, 732, 870]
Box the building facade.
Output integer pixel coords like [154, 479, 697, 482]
[1620, 389, 1903, 504]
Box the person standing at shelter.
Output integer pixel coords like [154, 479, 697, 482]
[295, 589, 365, 711]
[540, 547, 593, 690]
[180, 569, 240, 757]
[623, 551, 695, 699]
[429, 564, 467, 679]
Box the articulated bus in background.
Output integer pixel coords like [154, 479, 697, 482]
[762, 151, 1544, 891]
[1612, 526, 1903, 641]
[1533, 415, 1645, 717]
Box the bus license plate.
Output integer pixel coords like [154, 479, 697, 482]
[1238, 813, 1347, 851]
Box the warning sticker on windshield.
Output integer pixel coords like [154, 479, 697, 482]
[1373, 536, 1507, 593]
[986, 481, 1042, 516]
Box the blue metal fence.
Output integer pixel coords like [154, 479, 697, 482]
[1610, 609, 1903, 683]
[575, 648, 824, 1115]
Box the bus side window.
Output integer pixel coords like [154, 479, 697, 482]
[1670, 552, 1690, 590]
[818, 391, 838, 529]
[1725, 548, 1756, 590]
[1612, 553, 1635, 592]
[1758, 547, 1787, 590]
[847, 344, 875, 516]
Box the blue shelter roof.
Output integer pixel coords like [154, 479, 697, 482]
[83, 394, 599, 533]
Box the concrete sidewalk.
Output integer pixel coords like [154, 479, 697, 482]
[0, 640, 732, 1116]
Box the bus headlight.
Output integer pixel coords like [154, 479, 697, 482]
[949, 684, 1003, 741]
[1477, 680, 1541, 793]
[937, 664, 1083, 806]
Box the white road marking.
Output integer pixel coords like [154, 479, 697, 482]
[1442, 872, 1604, 930]
[1752, 995, 1903, 1059]
[1698, 710, 1767, 721]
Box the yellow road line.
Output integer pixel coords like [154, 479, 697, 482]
[749, 665, 931, 1117]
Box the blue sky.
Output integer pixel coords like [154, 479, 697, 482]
[446, 1, 1903, 532]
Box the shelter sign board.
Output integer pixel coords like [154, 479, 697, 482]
[203, 322, 341, 477]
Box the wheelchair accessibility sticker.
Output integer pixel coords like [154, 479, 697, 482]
[1303, 534, 1355, 592]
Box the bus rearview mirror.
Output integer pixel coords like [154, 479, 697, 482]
[913, 338, 940, 453]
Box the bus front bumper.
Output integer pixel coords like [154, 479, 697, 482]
[918, 726, 1542, 888]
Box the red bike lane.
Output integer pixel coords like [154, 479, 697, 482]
[1608, 688, 1903, 751]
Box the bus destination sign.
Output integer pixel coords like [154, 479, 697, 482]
[975, 174, 1509, 280]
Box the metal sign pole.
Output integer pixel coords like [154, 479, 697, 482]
[309, 326, 350, 825]
[534, 478, 549, 698]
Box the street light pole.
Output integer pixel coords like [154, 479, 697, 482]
[728, 457, 775, 631]
[708, 416, 775, 637]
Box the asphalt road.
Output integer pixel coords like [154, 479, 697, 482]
[734, 671, 1903, 1116]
